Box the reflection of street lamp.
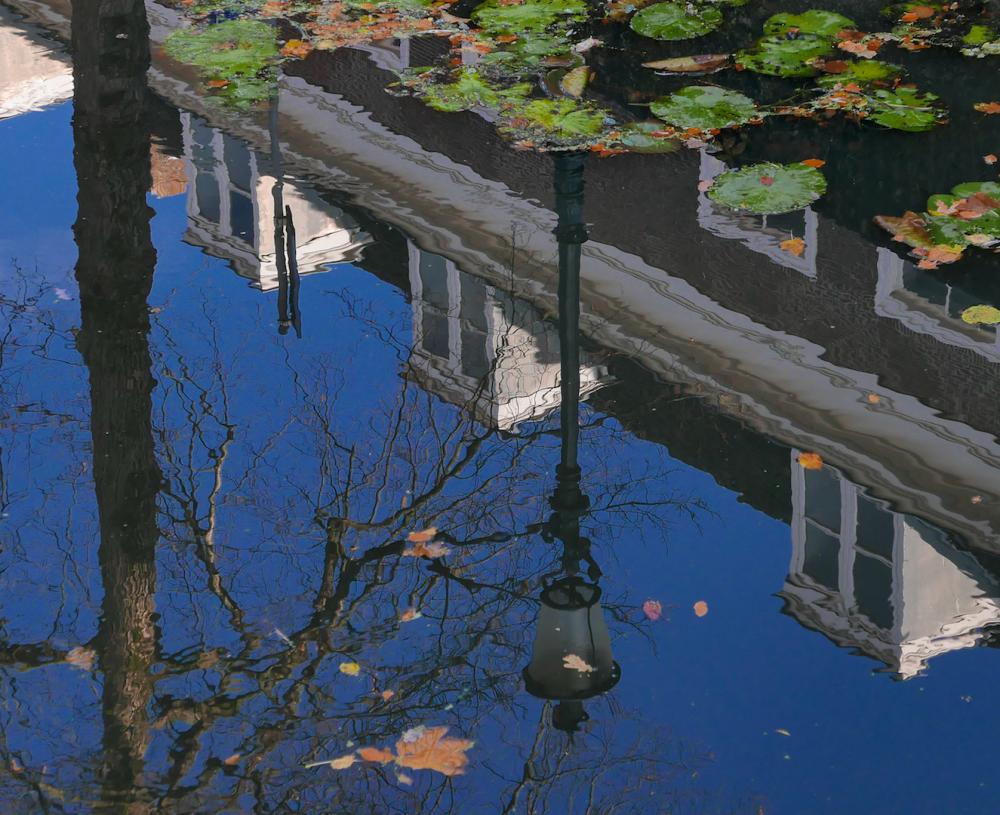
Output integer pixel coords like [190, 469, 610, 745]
[523, 154, 620, 734]
[269, 94, 301, 338]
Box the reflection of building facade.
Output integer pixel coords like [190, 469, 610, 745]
[409, 244, 609, 430]
[180, 112, 371, 291]
[0, 6, 72, 120]
[782, 452, 1000, 678]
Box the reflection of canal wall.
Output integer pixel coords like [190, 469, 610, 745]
[0, 4, 70, 120]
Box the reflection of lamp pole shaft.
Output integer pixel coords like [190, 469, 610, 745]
[554, 154, 587, 480]
[270, 95, 291, 332]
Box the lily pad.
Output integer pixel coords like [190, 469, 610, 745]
[961, 305, 1000, 326]
[815, 60, 901, 87]
[630, 2, 723, 41]
[165, 20, 278, 103]
[499, 97, 607, 147]
[615, 122, 683, 153]
[868, 87, 943, 132]
[650, 85, 757, 130]
[952, 181, 1000, 199]
[708, 162, 826, 215]
[737, 34, 834, 77]
[472, 0, 587, 35]
[763, 10, 856, 38]
[419, 68, 501, 112]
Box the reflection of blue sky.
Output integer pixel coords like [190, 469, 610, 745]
[2, 103, 1000, 815]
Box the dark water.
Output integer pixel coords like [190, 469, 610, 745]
[2, 1, 1000, 813]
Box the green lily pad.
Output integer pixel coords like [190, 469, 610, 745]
[499, 97, 607, 147]
[650, 85, 757, 130]
[630, 2, 724, 41]
[472, 0, 587, 35]
[616, 122, 683, 153]
[763, 10, 856, 38]
[961, 305, 1000, 326]
[737, 34, 834, 77]
[708, 162, 827, 215]
[952, 181, 1000, 199]
[868, 87, 943, 132]
[815, 60, 901, 87]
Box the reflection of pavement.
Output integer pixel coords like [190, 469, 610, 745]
[0, 5, 71, 120]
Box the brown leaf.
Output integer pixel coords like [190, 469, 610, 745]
[407, 526, 438, 543]
[974, 102, 1000, 115]
[358, 746, 395, 764]
[395, 726, 474, 776]
[403, 540, 451, 558]
[693, 600, 709, 617]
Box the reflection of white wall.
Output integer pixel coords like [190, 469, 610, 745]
[697, 153, 819, 278]
[408, 243, 609, 430]
[0, 7, 72, 120]
[180, 111, 371, 291]
[784, 450, 1000, 678]
[875, 248, 1000, 363]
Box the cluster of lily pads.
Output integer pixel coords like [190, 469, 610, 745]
[874, 181, 1000, 269]
[161, 0, 998, 226]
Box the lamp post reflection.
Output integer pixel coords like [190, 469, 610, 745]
[523, 154, 620, 734]
[269, 93, 301, 337]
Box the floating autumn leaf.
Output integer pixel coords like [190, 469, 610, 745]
[693, 600, 709, 617]
[974, 102, 1000, 114]
[562, 653, 596, 673]
[643, 53, 730, 73]
[339, 661, 362, 676]
[985, 155, 997, 165]
[223, 753, 241, 766]
[397, 772, 414, 785]
[407, 526, 438, 543]
[358, 746, 396, 764]
[800, 158, 826, 168]
[403, 540, 451, 558]
[381, 689, 395, 701]
[643, 599, 663, 621]
[280, 39, 313, 58]
[867, 393, 881, 404]
[306, 754, 356, 770]
[798, 451, 823, 470]
[960, 305, 1000, 326]
[400, 607, 422, 622]
[66, 646, 96, 672]
[394, 726, 474, 776]
[780, 237, 806, 257]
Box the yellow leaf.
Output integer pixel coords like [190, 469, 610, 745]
[339, 661, 361, 676]
[395, 726, 474, 776]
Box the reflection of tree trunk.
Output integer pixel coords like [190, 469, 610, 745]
[72, 1, 160, 809]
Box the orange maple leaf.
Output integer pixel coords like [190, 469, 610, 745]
[780, 237, 806, 257]
[974, 102, 1000, 115]
[395, 727, 474, 776]
[798, 452, 823, 470]
[800, 158, 826, 168]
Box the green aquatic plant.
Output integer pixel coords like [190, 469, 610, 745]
[630, 2, 723, 41]
[650, 85, 757, 131]
[763, 10, 856, 38]
[867, 86, 944, 131]
[737, 33, 836, 77]
[164, 19, 278, 105]
[472, 0, 587, 35]
[707, 162, 827, 215]
[814, 60, 902, 87]
[499, 97, 607, 146]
